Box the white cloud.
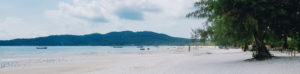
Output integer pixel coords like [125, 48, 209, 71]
[0, 0, 205, 40]
[45, 0, 204, 37]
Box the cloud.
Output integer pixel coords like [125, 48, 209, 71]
[116, 7, 144, 20]
[74, 15, 108, 23]
[90, 17, 108, 23]
[0, 0, 205, 40]
[44, 0, 204, 38]
[45, 0, 164, 22]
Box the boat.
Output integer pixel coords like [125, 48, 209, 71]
[140, 48, 145, 50]
[113, 46, 123, 48]
[36, 46, 47, 49]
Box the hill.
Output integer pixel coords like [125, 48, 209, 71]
[0, 31, 190, 46]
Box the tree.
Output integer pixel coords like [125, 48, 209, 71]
[267, 0, 300, 51]
[187, 0, 300, 60]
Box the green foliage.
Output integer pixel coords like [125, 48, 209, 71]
[265, 31, 284, 46]
[288, 34, 300, 50]
[188, 0, 300, 59]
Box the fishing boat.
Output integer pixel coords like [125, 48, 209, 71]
[140, 48, 145, 50]
[36, 46, 47, 49]
[112, 46, 123, 48]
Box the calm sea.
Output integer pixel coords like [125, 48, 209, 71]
[0, 46, 163, 56]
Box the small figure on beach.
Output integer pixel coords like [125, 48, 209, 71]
[188, 45, 191, 52]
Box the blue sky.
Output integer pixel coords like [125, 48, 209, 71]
[0, 0, 204, 40]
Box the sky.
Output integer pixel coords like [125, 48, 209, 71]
[0, 0, 205, 40]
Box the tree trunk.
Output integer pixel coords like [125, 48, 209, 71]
[253, 30, 272, 60]
[243, 43, 248, 52]
[298, 44, 300, 52]
[283, 34, 288, 50]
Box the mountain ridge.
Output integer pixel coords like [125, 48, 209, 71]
[0, 31, 190, 46]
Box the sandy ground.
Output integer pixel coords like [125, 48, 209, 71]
[1, 46, 300, 74]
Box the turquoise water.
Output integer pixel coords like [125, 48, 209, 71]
[0, 46, 159, 56]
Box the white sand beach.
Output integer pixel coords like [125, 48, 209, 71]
[1, 46, 300, 74]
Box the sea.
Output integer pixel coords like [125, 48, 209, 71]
[0, 46, 173, 68]
[0, 46, 165, 56]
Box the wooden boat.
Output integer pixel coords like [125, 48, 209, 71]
[140, 48, 145, 50]
[113, 46, 123, 48]
[36, 46, 47, 49]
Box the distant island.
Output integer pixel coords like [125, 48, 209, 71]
[0, 31, 190, 46]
